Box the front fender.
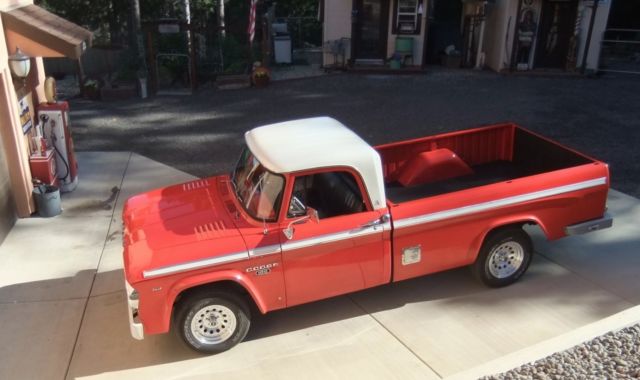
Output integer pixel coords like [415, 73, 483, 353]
[151, 270, 268, 335]
[169, 270, 268, 312]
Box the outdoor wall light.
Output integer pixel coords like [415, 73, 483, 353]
[8, 47, 31, 79]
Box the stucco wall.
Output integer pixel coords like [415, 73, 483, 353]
[0, 6, 16, 238]
[323, 0, 353, 65]
[0, 128, 15, 243]
[1, 0, 38, 218]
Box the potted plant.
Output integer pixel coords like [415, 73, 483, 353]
[83, 79, 101, 100]
[252, 66, 271, 88]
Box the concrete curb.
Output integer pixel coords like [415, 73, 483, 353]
[445, 305, 640, 380]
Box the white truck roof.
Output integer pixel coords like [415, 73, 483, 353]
[245, 117, 387, 210]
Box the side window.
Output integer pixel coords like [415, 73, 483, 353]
[288, 171, 367, 219]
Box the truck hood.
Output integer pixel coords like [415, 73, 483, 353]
[123, 175, 248, 283]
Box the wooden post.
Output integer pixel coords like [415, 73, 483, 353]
[76, 56, 85, 96]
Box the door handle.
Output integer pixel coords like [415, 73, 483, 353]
[361, 214, 390, 229]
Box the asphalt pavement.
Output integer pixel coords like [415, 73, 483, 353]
[67, 68, 640, 198]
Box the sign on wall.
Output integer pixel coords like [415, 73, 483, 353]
[515, 0, 541, 70]
[18, 96, 32, 134]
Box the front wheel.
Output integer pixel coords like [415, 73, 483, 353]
[473, 228, 533, 287]
[175, 292, 251, 354]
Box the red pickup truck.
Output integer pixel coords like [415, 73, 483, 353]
[123, 117, 612, 353]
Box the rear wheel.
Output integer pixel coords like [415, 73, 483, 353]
[473, 228, 533, 287]
[175, 291, 251, 354]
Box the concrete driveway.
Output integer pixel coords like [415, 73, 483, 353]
[0, 152, 638, 380]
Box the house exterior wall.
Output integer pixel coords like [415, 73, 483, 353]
[0, 128, 15, 243]
[479, 0, 611, 72]
[323, 0, 427, 66]
[1, 0, 39, 218]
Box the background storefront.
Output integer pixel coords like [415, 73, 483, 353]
[476, 0, 612, 73]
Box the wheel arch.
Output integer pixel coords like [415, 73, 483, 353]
[173, 280, 256, 311]
[160, 270, 267, 335]
[467, 215, 547, 263]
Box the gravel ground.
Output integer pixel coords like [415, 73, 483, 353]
[482, 324, 640, 380]
[67, 68, 640, 198]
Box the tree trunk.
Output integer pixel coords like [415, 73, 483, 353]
[129, 0, 148, 78]
[218, 0, 226, 38]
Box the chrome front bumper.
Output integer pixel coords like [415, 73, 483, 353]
[565, 213, 613, 236]
[125, 279, 144, 340]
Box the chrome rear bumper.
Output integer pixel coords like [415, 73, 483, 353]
[565, 213, 613, 236]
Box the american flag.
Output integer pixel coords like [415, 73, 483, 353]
[247, 0, 257, 44]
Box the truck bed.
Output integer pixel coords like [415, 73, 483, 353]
[378, 124, 594, 203]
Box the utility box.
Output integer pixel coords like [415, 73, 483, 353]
[272, 21, 292, 64]
[274, 35, 292, 64]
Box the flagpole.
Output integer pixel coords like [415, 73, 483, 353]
[247, 0, 257, 73]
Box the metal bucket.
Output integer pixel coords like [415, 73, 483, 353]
[33, 184, 62, 217]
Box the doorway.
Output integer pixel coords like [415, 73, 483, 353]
[425, 0, 463, 64]
[352, 0, 390, 62]
[534, 0, 577, 69]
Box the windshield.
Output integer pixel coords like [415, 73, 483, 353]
[231, 147, 285, 222]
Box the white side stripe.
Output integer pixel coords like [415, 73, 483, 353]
[282, 225, 384, 252]
[142, 251, 249, 279]
[393, 177, 607, 229]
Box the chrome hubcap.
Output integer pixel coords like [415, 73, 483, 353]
[487, 241, 524, 279]
[190, 305, 237, 345]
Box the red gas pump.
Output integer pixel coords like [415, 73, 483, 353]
[37, 101, 79, 193]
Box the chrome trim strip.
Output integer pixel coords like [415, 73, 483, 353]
[142, 251, 249, 279]
[248, 244, 282, 257]
[282, 225, 383, 252]
[394, 177, 607, 229]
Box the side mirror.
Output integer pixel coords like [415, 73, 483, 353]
[283, 207, 320, 240]
[307, 207, 320, 224]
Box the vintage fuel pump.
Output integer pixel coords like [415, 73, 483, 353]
[37, 101, 79, 192]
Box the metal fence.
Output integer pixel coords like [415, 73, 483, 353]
[598, 29, 640, 75]
[44, 47, 125, 77]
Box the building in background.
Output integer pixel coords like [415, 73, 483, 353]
[321, 0, 615, 73]
[469, 0, 612, 73]
[597, 0, 640, 75]
[323, 0, 429, 67]
[0, 0, 91, 242]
